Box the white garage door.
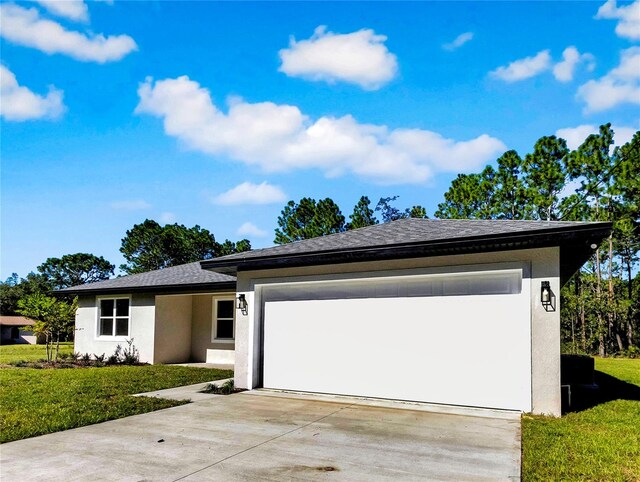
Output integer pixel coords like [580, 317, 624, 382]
[261, 268, 532, 411]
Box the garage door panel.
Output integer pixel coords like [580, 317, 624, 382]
[262, 276, 531, 411]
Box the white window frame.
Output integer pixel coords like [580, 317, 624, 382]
[212, 297, 235, 343]
[96, 295, 131, 340]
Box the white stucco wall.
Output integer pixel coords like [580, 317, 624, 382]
[154, 295, 192, 364]
[234, 246, 562, 416]
[191, 293, 236, 363]
[74, 294, 156, 363]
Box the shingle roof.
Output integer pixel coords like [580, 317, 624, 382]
[202, 218, 611, 268]
[57, 261, 236, 295]
[0, 316, 36, 326]
[57, 219, 612, 295]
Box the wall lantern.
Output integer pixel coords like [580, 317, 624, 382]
[236, 294, 248, 315]
[541, 281, 556, 312]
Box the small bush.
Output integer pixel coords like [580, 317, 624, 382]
[10, 360, 30, 368]
[107, 345, 123, 365]
[201, 379, 235, 395]
[121, 339, 140, 365]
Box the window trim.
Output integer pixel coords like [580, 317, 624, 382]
[96, 295, 131, 340]
[212, 297, 235, 343]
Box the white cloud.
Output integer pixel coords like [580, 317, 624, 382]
[0, 64, 64, 121]
[135, 75, 506, 185]
[278, 26, 398, 90]
[596, 0, 640, 41]
[490, 50, 552, 82]
[556, 124, 638, 150]
[442, 32, 474, 51]
[213, 182, 287, 205]
[110, 199, 151, 210]
[0, 4, 137, 63]
[577, 47, 640, 112]
[159, 212, 176, 223]
[34, 0, 88, 22]
[237, 222, 267, 238]
[552, 47, 595, 82]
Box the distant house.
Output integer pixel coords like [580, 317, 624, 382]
[0, 316, 40, 344]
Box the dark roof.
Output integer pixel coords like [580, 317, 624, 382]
[200, 219, 612, 283]
[57, 261, 236, 296]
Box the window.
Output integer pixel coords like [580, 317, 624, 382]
[261, 269, 522, 302]
[214, 299, 234, 341]
[99, 298, 130, 337]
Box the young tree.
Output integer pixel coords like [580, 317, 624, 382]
[120, 220, 219, 274]
[37, 253, 115, 289]
[17, 293, 77, 362]
[346, 196, 378, 230]
[274, 198, 345, 244]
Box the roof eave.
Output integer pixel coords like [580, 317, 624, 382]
[54, 281, 237, 297]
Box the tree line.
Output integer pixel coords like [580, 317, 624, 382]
[1, 123, 637, 357]
[433, 125, 639, 358]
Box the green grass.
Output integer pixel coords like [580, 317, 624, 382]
[595, 357, 640, 386]
[0, 363, 232, 443]
[523, 357, 640, 481]
[0, 342, 74, 364]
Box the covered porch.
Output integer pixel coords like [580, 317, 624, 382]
[154, 292, 236, 368]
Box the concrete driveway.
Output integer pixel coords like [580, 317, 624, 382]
[0, 391, 521, 481]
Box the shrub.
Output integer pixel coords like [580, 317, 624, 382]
[107, 345, 123, 365]
[121, 339, 139, 365]
[94, 353, 106, 366]
[201, 379, 235, 395]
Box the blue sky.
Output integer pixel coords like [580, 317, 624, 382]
[1, 1, 639, 278]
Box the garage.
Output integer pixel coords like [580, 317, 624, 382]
[260, 267, 532, 411]
[201, 218, 612, 416]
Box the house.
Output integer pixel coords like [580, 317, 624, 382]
[60, 219, 611, 416]
[60, 262, 237, 366]
[0, 316, 39, 344]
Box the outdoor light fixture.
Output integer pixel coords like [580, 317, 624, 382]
[541, 281, 556, 312]
[236, 294, 248, 315]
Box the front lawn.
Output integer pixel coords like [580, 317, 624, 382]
[0, 342, 74, 364]
[0, 364, 232, 443]
[523, 357, 640, 481]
